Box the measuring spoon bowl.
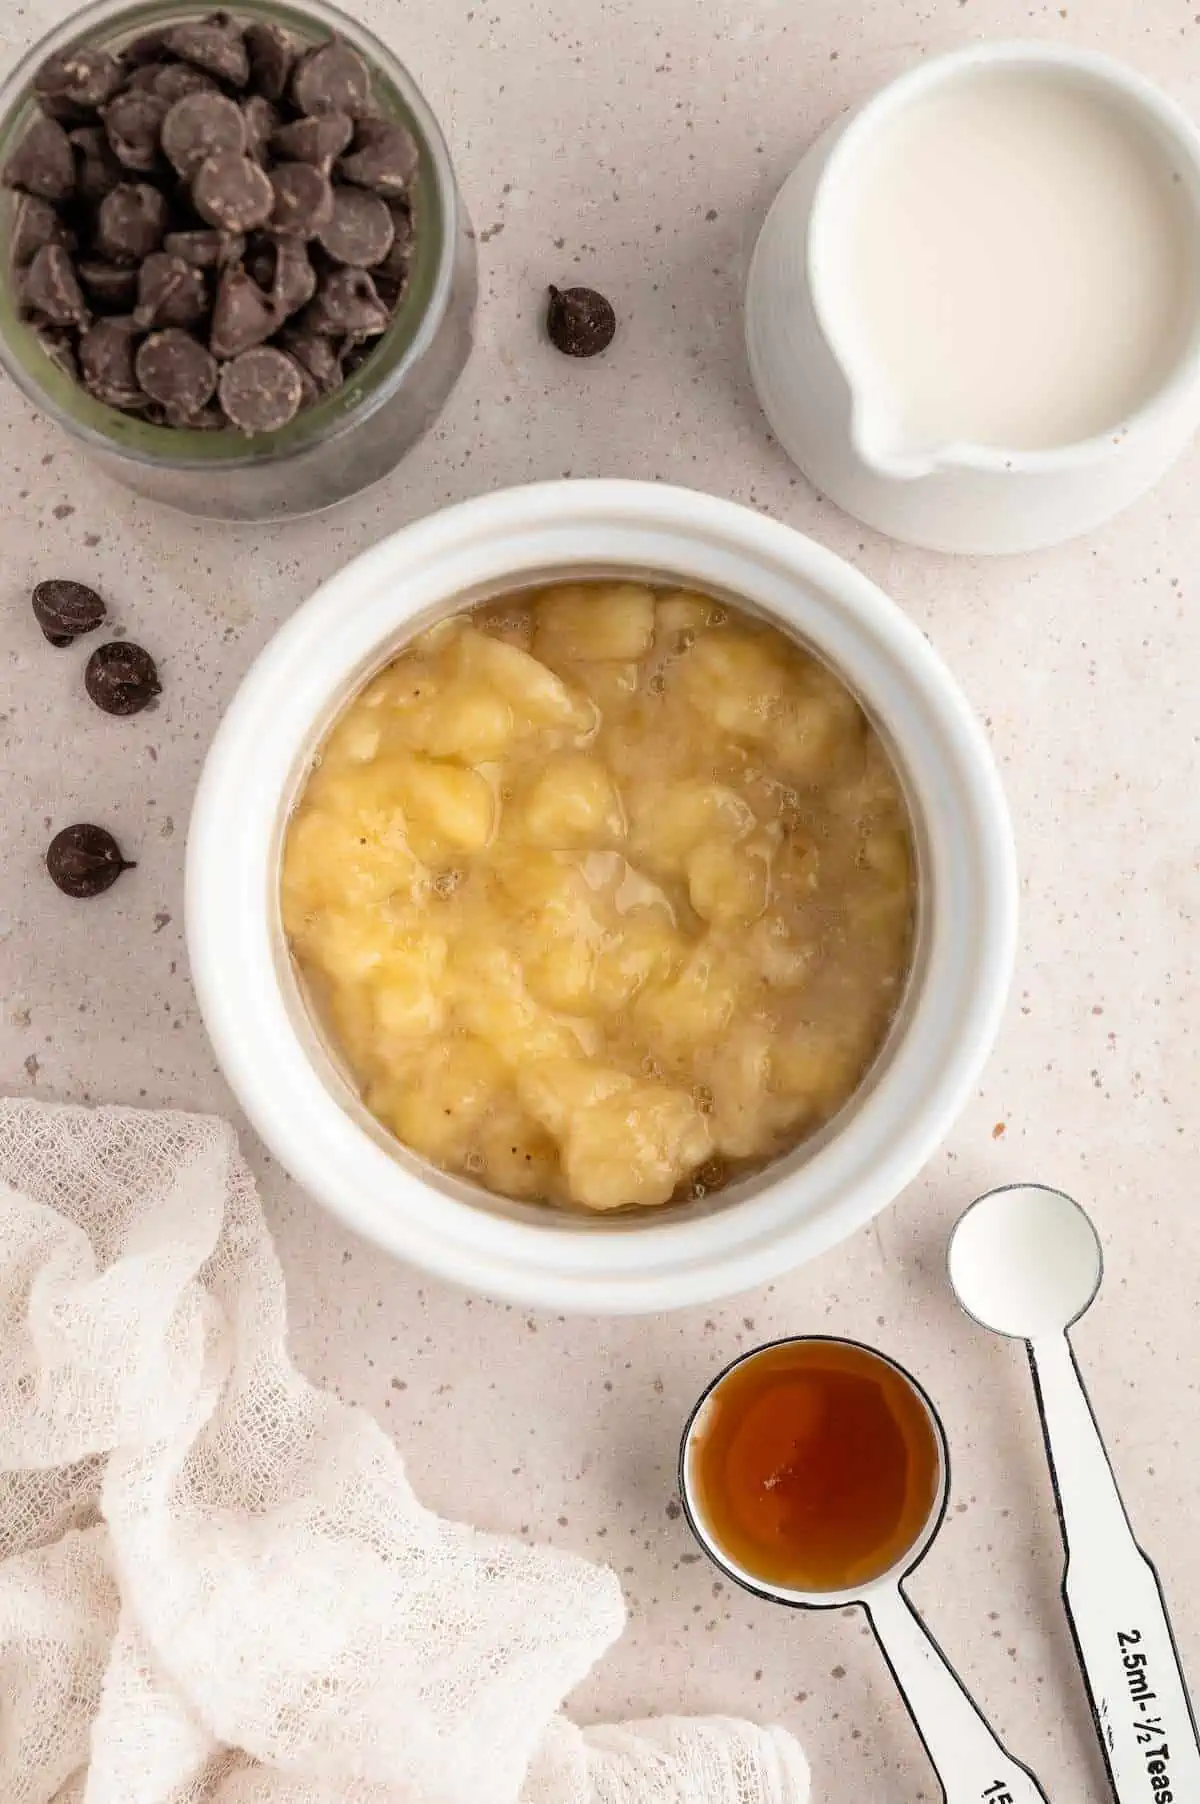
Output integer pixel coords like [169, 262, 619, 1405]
[948, 1183, 1103, 1339]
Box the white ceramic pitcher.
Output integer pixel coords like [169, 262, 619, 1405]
[745, 43, 1200, 555]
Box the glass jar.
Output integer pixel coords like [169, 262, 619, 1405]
[0, 0, 476, 520]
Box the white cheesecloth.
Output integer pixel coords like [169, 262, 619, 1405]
[0, 1098, 810, 1804]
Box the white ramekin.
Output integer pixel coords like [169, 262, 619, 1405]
[186, 481, 1017, 1313]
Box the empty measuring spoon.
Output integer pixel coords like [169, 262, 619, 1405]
[949, 1184, 1200, 1803]
[680, 1336, 1050, 1803]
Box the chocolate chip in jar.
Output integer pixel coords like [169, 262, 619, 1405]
[33, 324, 78, 380]
[162, 227, 244, 269]
[95, 181, 169, 262]
[338, 117, 419, 198]
[315, 185, 393, 266]
[46, 822, 135, 898]
[160, 90, 247, 179]
[31, 577, 106, 646]
[78, 315, 144, 408]
[84, 639, 161, 715]
[69, 124, 123, 201]
[279, 322, 343, 393]
[545, 284, 617, 357]
[218, 343, 303, 433]
[3, 114, 76, 201]
[271, 110, 353, 172]
[164, 16, 250, 89]
[248, 234, 315, 318]
[135, 326, 217, 412]
[34, 46, 124, 112]
[298, 265, 390, 337]
[209, 262, 276, 357]
[101, 89, 169, 173]
[77, 259, 139, 310]
[291, 38, 372, 118]
[22, 244, 90, 328]
[268, 161, 333, 236]
[245, 20, 297, 103]
[10, 194, 65, 266]
[133, 251, 209, 328]
[192, 150, 274, 231]
[241, 94, 278, 164]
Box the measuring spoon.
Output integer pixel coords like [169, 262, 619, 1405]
[949, 1184, 1200, 1804]
[680, 1336, 1050, 1804]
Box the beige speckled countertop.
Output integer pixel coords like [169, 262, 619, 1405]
[3, 0, 1199, 1797]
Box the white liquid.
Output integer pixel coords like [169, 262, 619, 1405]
[826, 72, 1198, 452]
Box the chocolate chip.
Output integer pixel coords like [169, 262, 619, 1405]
[151, 63, 220, 105]
[338, 117, 418, 197]
[163, 226, 243, 268]
[269, 161, 333, 235]
[3, 114, 75, 201]
[46, 823, 135, 897]
[241, 94, 278, 163]
[255, 234, 315, 317]
[135, 326, 217, 410]
[120, 30, 172, 68]
[96, 182, 169, 261]
[69, 125, 123, 200]
[218, 343, 303, 432]
[10, 194, 64, 265]
[161, 89, 246, 177]
[31, 577, 106, 646]
[375, 200, 414, 282]
[133, 251, 208, 327]
[209, 262, 276, 356]
[102, 90, 169, 173]
[546, 284, 616, 357]
[271, 110, 352, 171]
[291, 38, 372, 118]
[192, 150, 273, 230]
[23, 244, 89, 327]
[299, 266, 390, 337]
[164, 399, 226, 430]
[245, 20, 296, 102]
[77, 259, 140, 310]
[85, 639, 161, 714]
[279, 323, 343, 392]
[79, 315, 144, 407]
[164, 18, 249, 88]
[315, 185, 393, 266]
[35, 46, 124, 111]
[33, 324, 78, 380]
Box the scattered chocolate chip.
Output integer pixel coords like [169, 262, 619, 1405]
[209, 262, 276, 356]
[161, 89, 246, 177]
[77, 259, 140, 310]
[271, 109, 352, 171]
[268, 160, 333, 236]
[338, 117, 418, 197]
[241, 94, 278, 162]
[31, 577, 106, 646]
[192, 150, 273, 230]
[135, 326, 217, 410]
[291, 38, 371, 118]
[69, 124, 123, 200]
[133, 251, 208, 327]
[101, 89, 169, 173]
[164, 18, 249, 88]
[79, 315, 144, 407]
[218, 343, 302, 432]
[33, 323, 78, 380]
[315, 184, 393, 265]
[245, 20, 296, 102]
[299, 265, 390, 336]
[163, 226, 244, 268]
[35, 45, 124, 110]
[84, 639, 161, 714]
[264, 235, 316, 316]
[10, 194, 64, 265]
[96, 181, 169, 261]
[23, 244, 89, 327]
[151, 62, 220, 104]
[46, 822, 135, 897]
[3, 113, 76, 200]
[546, 284, 616, 357]
[279, 323, 343, 392]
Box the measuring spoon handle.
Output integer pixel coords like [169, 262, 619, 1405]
[867, 1584, 1050, 1804]
[1029, 1332, 1200, 1803]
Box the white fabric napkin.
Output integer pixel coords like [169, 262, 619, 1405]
[0, 1099, 810, 1804]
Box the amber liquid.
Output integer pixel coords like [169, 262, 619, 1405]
[688, 1339, 942, 1593]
